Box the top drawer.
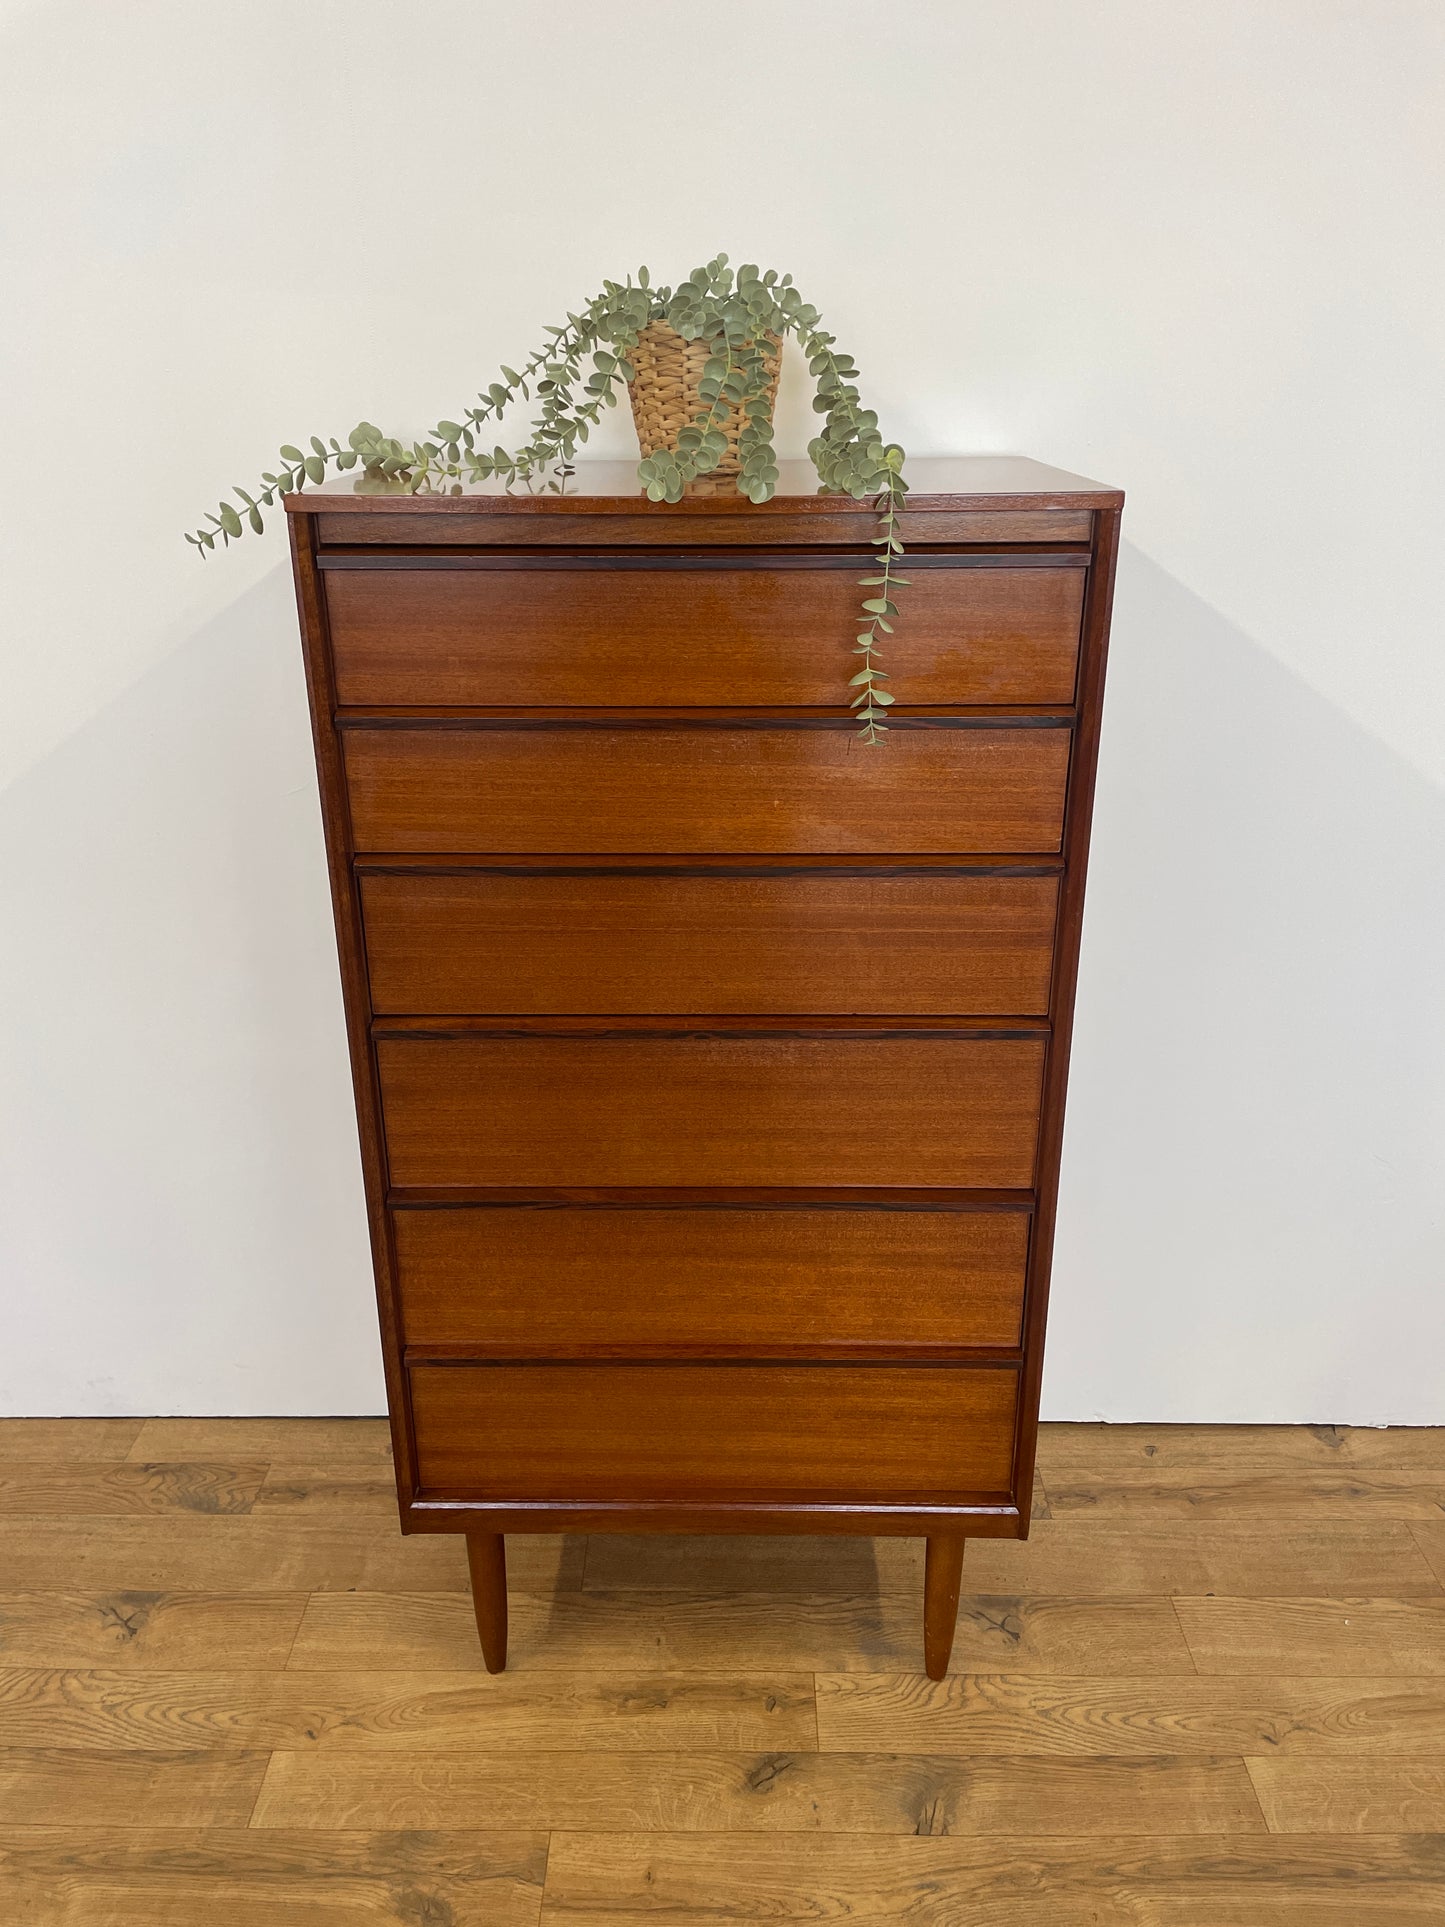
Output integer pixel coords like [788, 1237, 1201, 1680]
[322, 559, 1086, 708]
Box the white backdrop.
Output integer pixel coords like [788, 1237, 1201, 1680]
[3, 1, 1442, 1420]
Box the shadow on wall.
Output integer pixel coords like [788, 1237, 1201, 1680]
[0, 542, 1441, 1419]
[1048, 541, 1445, 1424]
[0, 567, 382, 1415]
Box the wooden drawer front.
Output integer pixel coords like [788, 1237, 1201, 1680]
[396, 1205, 1029, 1353]
[344, 726, 1071, 855]
[361, 871, 1059, 1016]
[377, 1034, 1045, 1188]
[410, 1362, 1019, 1501]
[326, 564, 1084, 707]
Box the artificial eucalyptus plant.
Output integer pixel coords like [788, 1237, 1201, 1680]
[189, 256, 908, 738]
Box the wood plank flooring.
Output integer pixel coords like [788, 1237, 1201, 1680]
[0, 1419, 1441, 1923]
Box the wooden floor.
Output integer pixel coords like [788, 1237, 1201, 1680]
[1, 1420, 1443, 1922]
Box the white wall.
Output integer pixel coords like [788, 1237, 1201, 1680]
[2, 0, 1442, 1420]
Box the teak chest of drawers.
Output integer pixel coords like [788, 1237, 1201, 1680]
[287, 455, 1122, 1677]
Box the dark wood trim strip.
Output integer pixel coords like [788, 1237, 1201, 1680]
[353, 854, 1068, 878]
[410, 1354, 1025, 1371]
[371, 1014, 1052, 1040]
[334, 708, 1076, 730]
[1012, 502, 1123, 1522]
[388, 1187, 1035, 1210]
[287, 516, 418, 1501]
[317, 547, 1091, 573]
[405, 1343, 1025, 1365]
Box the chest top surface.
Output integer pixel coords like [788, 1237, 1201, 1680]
[286, 454, 1121, 528]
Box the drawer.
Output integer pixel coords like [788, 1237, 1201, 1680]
[377, 1032, 1045, 1188]
[343, 724, 1071, 854]
[325, 562, 1085, 707]
[396, 1204, 1030, 1353]
[409, 1361, 1019, 1501]
[361, 870, 1059, 1016]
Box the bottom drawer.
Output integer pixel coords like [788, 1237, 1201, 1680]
[409, 1363, 1018, 1503]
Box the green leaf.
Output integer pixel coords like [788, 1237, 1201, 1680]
[247, 505, 264, 534]
[861, 597, 890, 614]
[310, 436, 327, 458]
[304, 455, 325, 483]
[219, 502, 243, 537]
[279, 445, 304, 462]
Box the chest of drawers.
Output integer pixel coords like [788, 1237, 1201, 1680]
[287, 455, 1122, 1677]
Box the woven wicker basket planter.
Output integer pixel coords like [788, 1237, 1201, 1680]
[627, 321, 782, 476]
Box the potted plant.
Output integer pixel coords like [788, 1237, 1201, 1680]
[189, 256, 908, 738]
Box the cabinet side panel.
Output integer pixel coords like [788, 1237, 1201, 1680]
[287, 514, 414, 1505]
[1014, 505, 1122, 1515]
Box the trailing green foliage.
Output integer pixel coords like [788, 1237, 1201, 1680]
[188, 256, 908, 738]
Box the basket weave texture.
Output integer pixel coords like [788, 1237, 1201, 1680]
[627, 321, 782, 475]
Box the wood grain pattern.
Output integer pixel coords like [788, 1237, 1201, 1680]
[580, 1533, 916, 1593]
[409, 1363, 1019, 1503]
[395, 1205, 1029, 1355]
[377, 1033, 1046, 1189]
[361, 869, 1060, 1016]
[126, 1419, 393, 1467]
[250, 1748, 1264, 1835]
[0, 1592, 305, 1670]
[2, 1418, 1443, 1917]
[0, 1828, 547, 1927]
[285, 1589, 1195, 1675]
[342, 722, 1072, 854]
[1174, 1597, 1445, 1676]
[0, 1462, 266, 1516]
[0, 1517, 578, 1593]
[537, 1832, 1445, 1924]
[1411, 1522, 1445, 1587]
[0, 1749, 269, 1826]
[1046, 1469, 1445, 1517]
[326, 563, 1085, 707]
[1037, 1422, 1445, 1474]
[1246, 1756, 1445, 1833]
[250, 1468, 398, 1515]
[948, 1518, 1445, 1596]
[0, 1669, 814, 1753]
[0, 1420, 144, 1461]
[814, 1671, 1445, 1756]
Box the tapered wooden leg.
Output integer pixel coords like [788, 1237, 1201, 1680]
[923, 1532, 966, 1680]
[466, 1531, 508, 1673]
